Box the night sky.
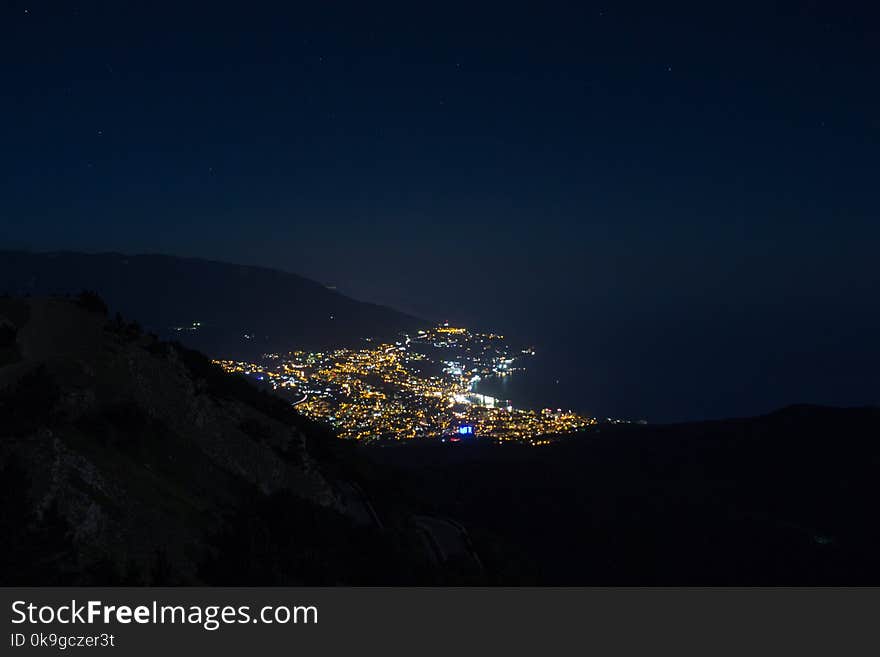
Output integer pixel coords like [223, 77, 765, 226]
[3, 2, 879, 421]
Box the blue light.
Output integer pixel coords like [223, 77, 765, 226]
[458, 425, 474, 435]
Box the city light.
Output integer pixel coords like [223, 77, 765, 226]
[214, 324, 595, 444]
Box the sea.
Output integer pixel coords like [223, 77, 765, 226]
[467, 308, 880, 425]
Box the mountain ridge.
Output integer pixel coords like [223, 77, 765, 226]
[0, 250, 425, 358]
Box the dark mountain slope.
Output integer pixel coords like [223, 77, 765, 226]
[0, 251, 424, 358]
[0, 296, 465, 585]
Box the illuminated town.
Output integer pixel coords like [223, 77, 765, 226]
[215, 324, 596, 445]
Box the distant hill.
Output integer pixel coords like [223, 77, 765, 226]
[0, 251, 424, 358]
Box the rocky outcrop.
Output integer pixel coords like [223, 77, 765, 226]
[0, 297, 341, 583]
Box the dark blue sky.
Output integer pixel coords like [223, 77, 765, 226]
[3, 1, 879, 420]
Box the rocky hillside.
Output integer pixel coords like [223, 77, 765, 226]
[0, 295, 476, 585]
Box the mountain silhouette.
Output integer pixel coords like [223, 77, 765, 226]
[0, 251, 424, 358]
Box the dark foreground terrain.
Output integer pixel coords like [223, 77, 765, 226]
[369, 403, 880, 584]
[2, 295, 879, 585]
[0, 295, 475, 585]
